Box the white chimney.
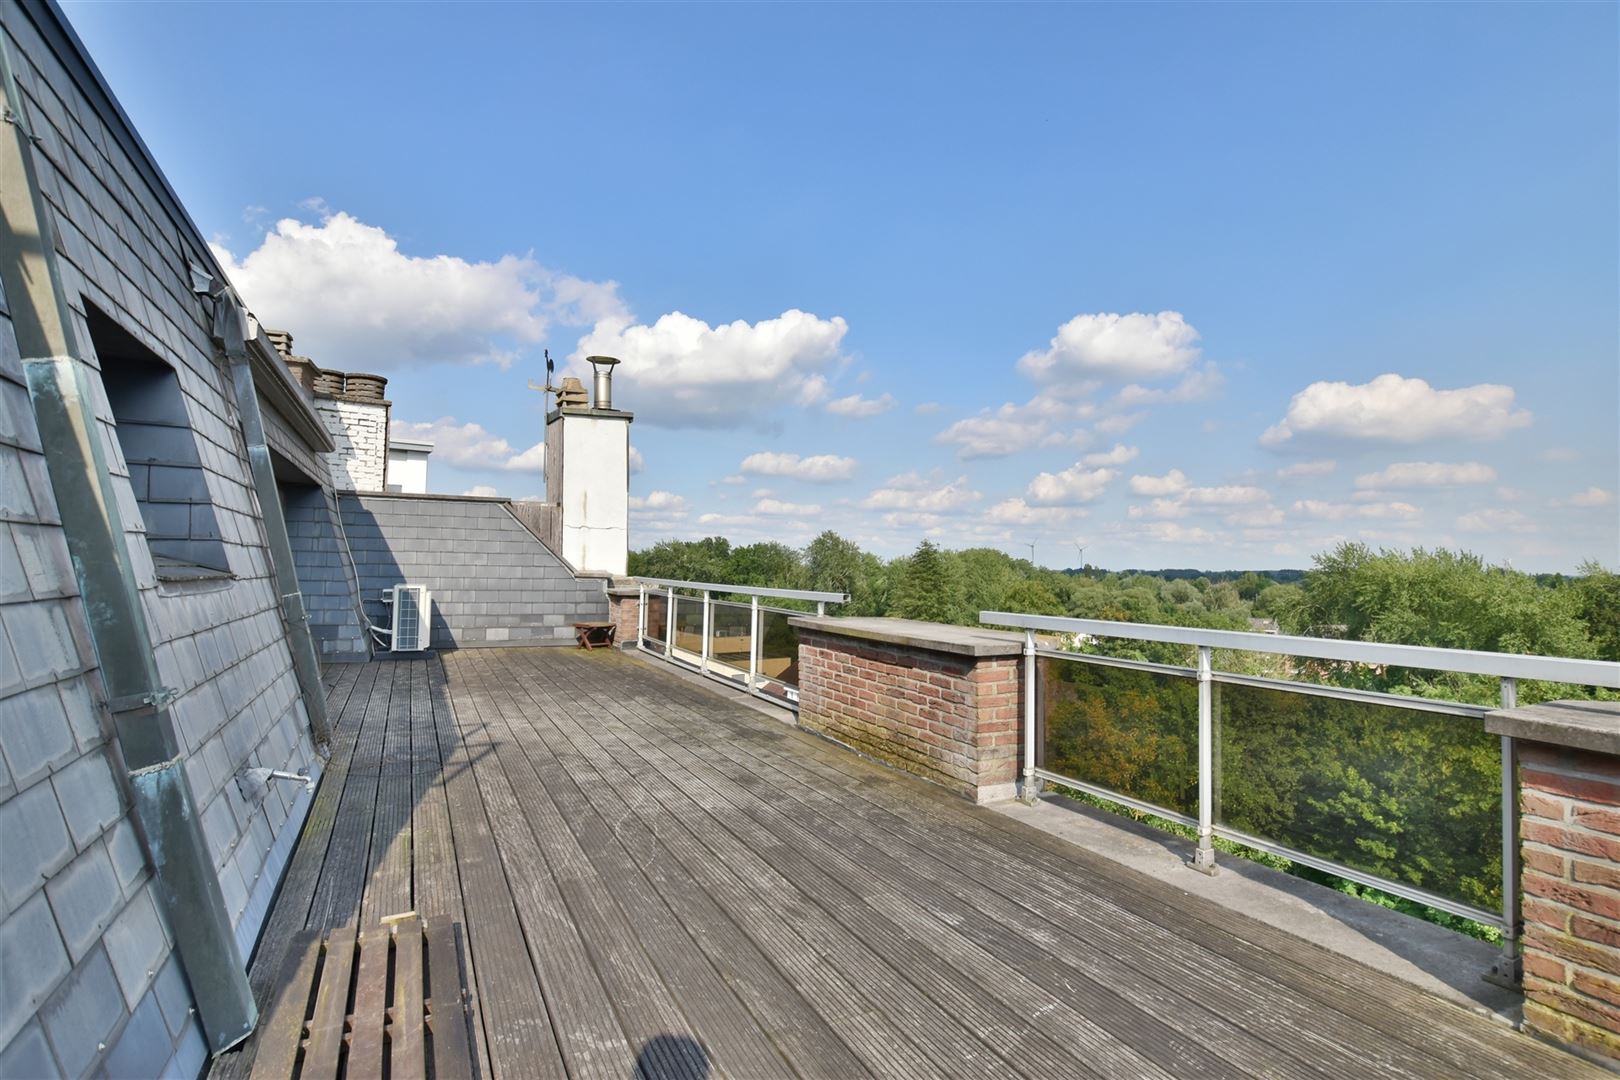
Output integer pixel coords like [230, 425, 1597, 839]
[544, 356, 632, 575]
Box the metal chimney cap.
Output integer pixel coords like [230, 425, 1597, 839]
[585, 355, 621, 368]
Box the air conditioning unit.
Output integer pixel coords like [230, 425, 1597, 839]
[387, 584, 432, 652]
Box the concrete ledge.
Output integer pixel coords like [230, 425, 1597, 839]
[787, 616, 1025, 658]
[1485, 700, 1620, 756]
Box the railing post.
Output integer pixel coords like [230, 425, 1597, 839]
[748, 596, 760, 697]
[1487, 676, 1522, 988]
[1192, 645, 1218, 875]
[637, 583, 646, 649]
[1019, 630, 1039, 804]
[817, 600, 826, 616]
[664, 586, 675, 660]
[701, 590, 712, 674]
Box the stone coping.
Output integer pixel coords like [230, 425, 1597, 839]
[788, 616, 1026, 658]
[1485, 699, 1620, 755]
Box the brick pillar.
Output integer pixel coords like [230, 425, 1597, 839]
[789, 616, 1025, 804]
[1487, 701, 1620, 1063]
[606, 587, 640, 647]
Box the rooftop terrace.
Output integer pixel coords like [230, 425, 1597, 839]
[212, 646, 1598, 1079]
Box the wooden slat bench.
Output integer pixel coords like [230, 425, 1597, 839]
[573, 621, 616, 650]
[251, 914, 476, 1079]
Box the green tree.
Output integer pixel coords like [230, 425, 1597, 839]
[1573, 561, 1620, 662]
[724, 542, 805, 590]
[890, 540, 967, 623]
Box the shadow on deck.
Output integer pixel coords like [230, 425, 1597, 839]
[209, 647, 1597, 1079]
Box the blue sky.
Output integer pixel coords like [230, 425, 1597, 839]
[65, 1, 1618, 571]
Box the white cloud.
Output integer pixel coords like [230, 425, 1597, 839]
[1277, 459, 1336, 478]
[719, 474, 746, 485]
[1183, 485, 1271, 506]
[1540, 447, 1581, 463]
[1027, 466, 1117, 506]
[751, 488, 773, 499]
[1114, 364, 1225, 406]
[1128, 498, 1190, 520]
[1294, 499, 1421, 522]
[392, 417, 544, 472]
[629, 491, 687, 512]
[461, 485, 499, 497]
[1018, 311, 1201, 382]
[1457, 508, 1537, 534]
[1570, 487, 1616, 507]
[1353, 461, 1497, 489]
[914, 401, 943, 415]
[1082, 443, 1139, 467]
[629, 445, 645, 474]
[1094, 412, 1144, 436]
[698, 512, 759, 527]
[754, 498, 821, 516]
[934, 394, 1094, 460]
[738, 451, 858, 482]
[825, 392, 895, 418]
[1140, 522, 1216, 545]
[1261, 373, 1533, 445]
[1225, 506, 1285, 528]
[861, 472, 981, 512]
[1129, 469, 1190, 497]
[573, 308, 849, 428]
[986, 498, 1082, 525]
[214, 210, 621, 371]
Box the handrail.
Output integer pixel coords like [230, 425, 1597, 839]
[638, 577, 849, 605]
[982, 611, 1620, 688]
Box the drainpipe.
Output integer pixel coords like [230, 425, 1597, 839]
[212, 294, 330, 748]
[0, 34, 257, 1052]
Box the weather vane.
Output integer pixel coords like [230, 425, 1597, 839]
[526, 348, 559, 407]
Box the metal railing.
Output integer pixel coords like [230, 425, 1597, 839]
[983, 610, 1620, 980]
[636, 578, 848, 708]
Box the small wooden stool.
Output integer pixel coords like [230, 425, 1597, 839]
[574, 622, 616, 649]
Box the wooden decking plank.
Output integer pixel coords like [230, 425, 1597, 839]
[567, 657, 1361, 1080]
[456, 653, 800, 1080]
[527, 652, 1174, 1080]
[361, 659, 415, 925]
[247, 930, 322, 1080]
[445, 652, 882, 1079]
[389, 917, 428, 1080]
[583, 651, 1596, 1080]
[425, 917, 475, 1080]
[425, 657, 562, 1080]
[302, 925, 358, 1079]
[307, 661, 394, 930]
[505, 654, 1084, 1080]
[455, 651, 725, 1080]
[347, 926, 391, 1078]
[441, 654, 639, 1080]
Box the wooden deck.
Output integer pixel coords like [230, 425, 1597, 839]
[213, 647, 1599, 1079]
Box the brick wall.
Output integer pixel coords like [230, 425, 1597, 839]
[1519, 741, 1620, 1060]
[795, 622, 1023, 803]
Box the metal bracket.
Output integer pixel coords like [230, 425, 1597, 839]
[1483, 951, 1522, 991]
[107, 685, 178, 714]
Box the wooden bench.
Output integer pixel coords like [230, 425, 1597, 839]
[574, 621, 616, 650]
[251, 914, 476, 1079]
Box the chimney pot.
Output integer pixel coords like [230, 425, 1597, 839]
[586, 355, 621, 410]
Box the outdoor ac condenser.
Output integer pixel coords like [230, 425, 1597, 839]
[388, 584, 432, 652]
